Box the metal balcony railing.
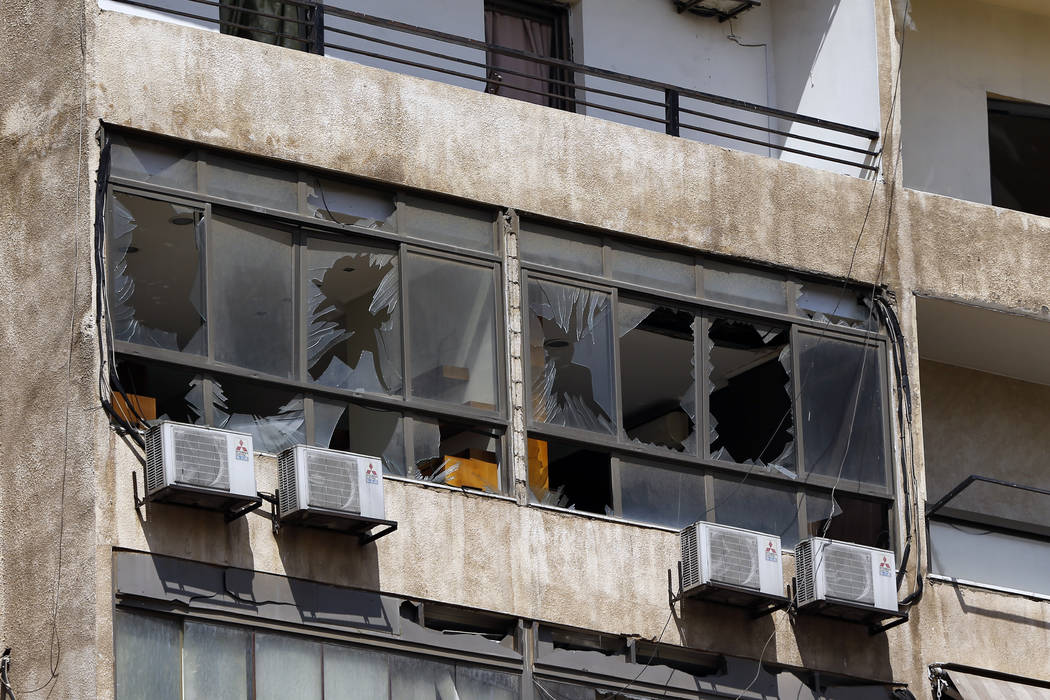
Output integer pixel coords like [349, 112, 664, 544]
[111, 0, 881, 173]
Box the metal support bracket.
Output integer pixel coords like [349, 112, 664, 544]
[668, 563, 684, 607]
[868, 611, 909, 636]
[224, 498, 263, 523]
[132, 471, 146, 519]
[258, 491, 281, 536]
[750, 598, 790, 620]
[359, 522, 398, 546]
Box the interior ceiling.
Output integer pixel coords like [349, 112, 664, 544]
[977, 0, 1050, 18]
[916, 296, 1050, 386]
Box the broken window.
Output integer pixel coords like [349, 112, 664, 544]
[405, 253, 499, 410]
[411, 418, 503, 493]
[988, 96, 1050, 218]
[797, 334, 887, 486]
[618, 459, 705, 529]
[796, 281, 875, 330]
[306, 236, 402, 395]
[210, 213, 295, 378]
[110, 192, 206, 354]
[712, 476, 800, 547]
[312, 400, 407, 477]
[529, 437, 612, 515]
[807, 492, 890, 549]
[307, 177, 396, 229]
[114, 358, 205, 426]
[707, 317, 794, 474]
[212, 375, 304, 454]
[528, 279, 615, 434]
[618, 300, 696, 453]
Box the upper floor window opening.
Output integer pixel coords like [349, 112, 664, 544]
[988, 96, 1050, 218]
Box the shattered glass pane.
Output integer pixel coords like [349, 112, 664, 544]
[806, 492, 890, 549]
[347, 404, 406, 477]
[610, 242, 695, 295]
[796, 281, 876, 329]
[619, 300, 696, 453]
[708, 317, 794, 474]
[306, 236, 402, 395]
[411, 417, 502, 493]
[307, 177, 396, 230]
[110, 192, 205, 354]
[210, 213, 295, 377]
[399, 195, 495, 252]
[212, 376, 304, 454]
[703, 261, 788, 312]
[205, 154, 298, 212]
[115, 358, 206, 425]
[619, 459, 705, 529]
[109, 132, 197, 191]
[405, 253, 499, 410]
[530, 438, 612, 515]
[528, 279, 615, 434]
[518, 221, 603, 276]
[311, 398, 349, 451]
[713, 476, 799, 547]
[797, 334, 887, 486]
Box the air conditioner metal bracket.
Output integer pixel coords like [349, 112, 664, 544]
[224, 498, 263, 523]
[868, 610, 909, 636]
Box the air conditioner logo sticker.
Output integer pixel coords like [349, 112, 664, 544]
[235, 440, 249, 462]
[365, 463, 379, 485]
[764, 541, 778, 562]
[879, 556, 892, 577]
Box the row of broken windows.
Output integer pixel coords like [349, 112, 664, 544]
[105, 128, 895, 549]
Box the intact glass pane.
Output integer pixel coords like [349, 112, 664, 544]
[399, 196, 495, 252]
[610, 242, 695, 295]
[619, 300, 696, 453]
[205, 153, 298, 211]
[110, 192, 205, 353]
[114, 611, 180, 700]
[110, 132, 197, 190]
[405, 253, 499, 410]
[306, 236, 402, 394]
[619, 459, 706, 529]
[183, 621, 250, 700]
[210, 213, 294, 377]
[797, 335, 887, 486]
[255, 632, 322, 700]
[518, 221, 603, 276]
[930, 519, 1050, 596]
[212, 375, 304, 454]
[388, 653, 458, 700]
[455, 665, 520, 700]
[703, 261, 787, 312]
[307, 177, 396, 229]
[527, 279, 615, 434]
[713, 477, 799, 547]
[323, 644, 390, 700]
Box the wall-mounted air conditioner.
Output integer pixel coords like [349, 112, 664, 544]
[144, 421, 259, 517]
[277, 445, 386, 532]
[680, 522, 786, 606]
[794, 538, 898, 619]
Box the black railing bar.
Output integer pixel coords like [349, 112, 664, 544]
[678, 104, 880, 157]
[926, 474, 1050, 519]
[679, 120, 878, 171]
[115, 0, 313, 43]
[324, 41, 670, 126]
[323, 6, 879, 140]
[324, 24, 667, 110]
[120, 0, 315, 27]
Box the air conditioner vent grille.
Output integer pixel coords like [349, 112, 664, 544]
[145, 425, 165, 492]
[680, 524, 700, 589]
[709, 528, 759, 589]
[823, 544, 874, 605]
[277, 450, 298, 517]
[306, 451, 360, 513]
[171, 425, 229, 490]
[795, 540, 815, 607]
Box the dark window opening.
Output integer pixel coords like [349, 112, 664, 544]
[988, 96, 1050, 218]
[531, 438, 612, 515]
[807, 492, 891, 550]
[412, 419, 504, 493]
[619, 301, 696, 454]
[114, 358, 205, 426]
[219, 0, 312, 51]
[310, 401, 406, 478]
[212, 375, 304, 454]
[484, 0, 573, 110]
[708, 318, 794, 473]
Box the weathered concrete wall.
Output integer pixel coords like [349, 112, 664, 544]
[0, 0, 109, 697]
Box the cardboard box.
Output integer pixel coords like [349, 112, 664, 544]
[112, 392, 156, 424]
[528, 437, 549, 494]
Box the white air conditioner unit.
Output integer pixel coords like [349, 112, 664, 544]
[144, 422, 259, 515]
[680, 522, 785, 606]
[277, 445, 386, 531]
[795, 538, 898, 618]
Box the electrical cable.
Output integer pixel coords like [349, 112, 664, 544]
[733, 627, 778, 700]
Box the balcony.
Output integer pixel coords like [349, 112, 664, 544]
[100, 0, 882, 177]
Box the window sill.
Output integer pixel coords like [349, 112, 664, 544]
[927, 573, 1050, 603]
[383, 474, 518, 503]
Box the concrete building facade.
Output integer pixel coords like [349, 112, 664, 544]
[2, 0, 1049, 697]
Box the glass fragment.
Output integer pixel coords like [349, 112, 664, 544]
[212, 376, 304, 454]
